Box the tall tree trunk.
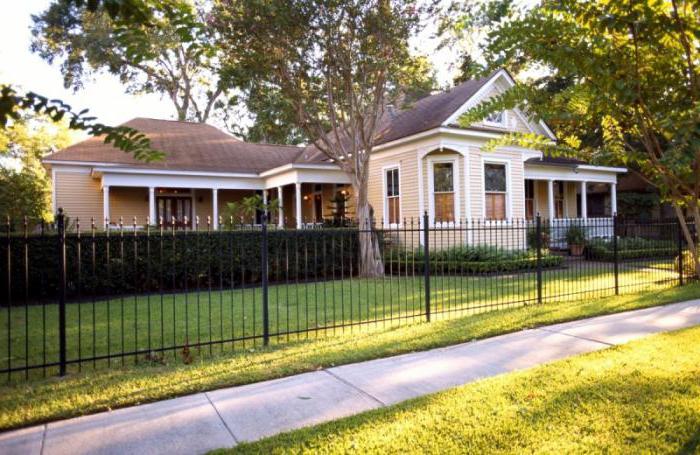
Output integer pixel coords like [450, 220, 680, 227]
[353, 180, 384, 278]
[673, 203, 700, 277]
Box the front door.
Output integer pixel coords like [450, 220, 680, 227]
[157, 196, 192, 227]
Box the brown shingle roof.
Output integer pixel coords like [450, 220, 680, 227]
[46, 118, 304, 174]
[297, 73, 494, 164]
[46, 73, 504, 172]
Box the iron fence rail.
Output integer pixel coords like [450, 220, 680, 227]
[0, 211, 691, 382]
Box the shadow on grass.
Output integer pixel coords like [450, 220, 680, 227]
[0, 283, 698, 432]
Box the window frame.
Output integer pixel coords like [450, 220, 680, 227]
[482, 158, 511, 221]
[483, 110, 507, 128]
[428, 157, 461, 226]
[382, 165, 402, 227]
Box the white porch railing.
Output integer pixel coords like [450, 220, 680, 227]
[548, 217, 614, 249]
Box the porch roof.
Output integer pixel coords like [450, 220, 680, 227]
[44, 118, 305, 175]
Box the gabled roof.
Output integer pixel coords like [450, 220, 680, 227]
[45, 71, 556, 173]
[45, 118, 305, 174]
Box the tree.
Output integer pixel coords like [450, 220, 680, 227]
[1, 1, 165, 160]
[0, 113, 73, 223]
[213, 0, 422, 276]
[458, 0, 700, 275]
[452, 52, 485, 85]
[31, 0, 230, 123]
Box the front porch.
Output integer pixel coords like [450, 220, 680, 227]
[526, 179, 617, 248]
[101, 182, 353, 230]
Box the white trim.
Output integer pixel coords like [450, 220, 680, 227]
[295, 183, 302, 229]
[482, 110, 507, 129]
[382, 164, 402, 227]
[212, 188, 219, 230]
[277, 186, 284, 228]
[443, 69, 511, 126]
[51, 168, 57, 214]
[576, 164, 627, 173]
[102, 186, 110, 223]
[481, 157, 512, 220]
[427, 156, 461, 227]
[259, 163, 341, 177]
[148, 187, 156, 225]
[417, 150, 426, 225]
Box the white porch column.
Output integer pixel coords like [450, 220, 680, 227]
[580, 181, 588, 219]
[103, 185, 110, 224]
[212, 188, 218, 230]
[148, 187, 156, 225]
[295, 183, 302, 229]
[262, 189, 269, 222]
[277, 186, 284, 228]
[611, 182, 617, 215]
[547, 179, 555, 221]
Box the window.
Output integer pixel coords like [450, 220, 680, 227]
[485, 110, 506, 126]
[433, 162, 455, 222]
[485, 163, 507, 220]
[385, 168, 400, 225]
[555, 182, 565, 218]
[525, 180, 535, 220]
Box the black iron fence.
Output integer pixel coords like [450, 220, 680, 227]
[0, 211, 691, 382]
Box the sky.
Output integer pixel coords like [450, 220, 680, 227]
[0, 1, 457, 140]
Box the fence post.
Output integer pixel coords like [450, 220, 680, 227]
[423, 211, 431, 322]
[57, 208, 67, 376]
[261, 213, 270, 345]
[677, 219, 684, 286]
[535, 213, 543, 305]
[613, 214, 619, 295]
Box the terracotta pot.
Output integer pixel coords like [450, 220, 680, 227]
[570, 244, 584, 256]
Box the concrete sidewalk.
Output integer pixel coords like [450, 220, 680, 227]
[2, 299, 700, 455]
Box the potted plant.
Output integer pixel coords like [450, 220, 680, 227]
[566, 225, 586, 256]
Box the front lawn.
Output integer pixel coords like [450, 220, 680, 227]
[0, 281, 697, 431]
[225, 324, 700, 454]
[1, 262, 679, 379]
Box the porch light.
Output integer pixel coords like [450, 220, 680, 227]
[303, 195, 310, 201]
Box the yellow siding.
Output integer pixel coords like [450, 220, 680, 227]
[110, 187, 148, 224]
[368, 148, 420, 223]
[53, 169, 103, 225]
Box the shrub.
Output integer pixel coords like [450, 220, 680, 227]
[565, 225, 586, 245]
[0, 228, 360, 305]
[586, 237, 676, 261]
[386, 245, 563, 274]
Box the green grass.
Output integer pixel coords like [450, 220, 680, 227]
[0, 277, 697, 432]
[224, 325, 700, 454]
[1, 261, 678, 378]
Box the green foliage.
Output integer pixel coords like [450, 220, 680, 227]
[586, 237, 676, 261]
[31, 0, 230, 123]
[565, 224, 586, 245]
[388, 245, 563, 273]
[0, 229, 359, 305]
[0, 113, 73, 222]
[617, 192, 660, 220]
[220, 194, 279, 224]
[0, 87, 162, 162]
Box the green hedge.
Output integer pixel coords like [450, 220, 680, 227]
[385, 244, 563, 274]
[0, 229, 360, 305]
[385, 254, 563, 274]
[586, 237, 677, 261]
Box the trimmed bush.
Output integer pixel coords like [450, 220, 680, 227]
[0, 229, 360, 305]
[385, 245, 563, 274]
[586, 237, 676, 261]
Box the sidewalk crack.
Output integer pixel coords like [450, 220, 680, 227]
[323, 369, 387, 407]
[39, 424, 47, 455]
[537, 327, 615, 347]
[205, 392, 240, 446]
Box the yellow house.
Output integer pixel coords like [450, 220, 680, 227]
[44, 69, 625, 238]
